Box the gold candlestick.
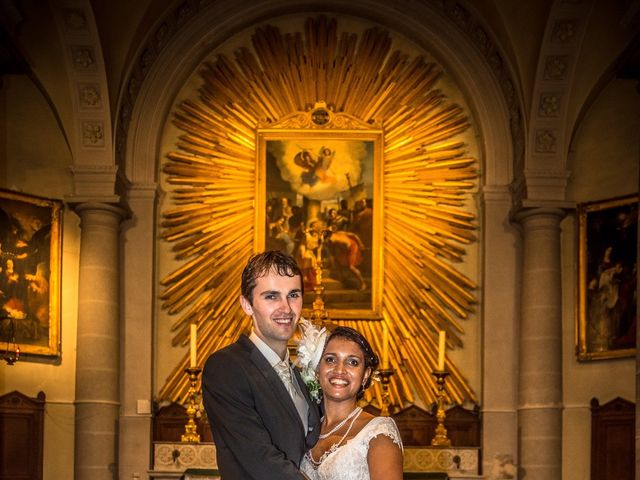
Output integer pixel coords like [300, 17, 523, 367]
[378, 368, 395, 417]
[431, 371, 451, 447]
[181, 367, 202, 443]
[308, 239, 329, 324]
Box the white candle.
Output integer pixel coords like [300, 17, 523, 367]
[190, 323, 197, 368]
[382, 323, 389, 369]
[437, 330, 446, 371]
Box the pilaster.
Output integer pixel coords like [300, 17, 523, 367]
[480, 185, 519, 477]
[119, 183, 158, 480]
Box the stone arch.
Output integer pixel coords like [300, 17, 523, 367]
[48, 1, 117, 199]
[521, 0, 597, 202]
[118, 0, 520, 188]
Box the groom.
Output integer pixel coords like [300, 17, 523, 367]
[202, 250, 320, 479]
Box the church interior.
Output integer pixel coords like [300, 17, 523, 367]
[0, 0, 639, 479]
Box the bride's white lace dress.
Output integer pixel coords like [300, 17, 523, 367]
[300, 417, 403, 480]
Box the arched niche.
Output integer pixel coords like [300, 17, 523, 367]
[116, 0, 522, 440]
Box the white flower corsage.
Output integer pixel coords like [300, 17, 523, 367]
[295, 317, 327, 403]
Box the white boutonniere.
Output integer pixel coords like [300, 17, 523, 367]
[295, 317, 327, 403]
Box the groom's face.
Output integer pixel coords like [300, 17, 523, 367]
[240, 269, 303, 357]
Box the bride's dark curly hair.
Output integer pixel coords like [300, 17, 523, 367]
[326, 326, 380, 399]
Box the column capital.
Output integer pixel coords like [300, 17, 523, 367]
[511, 199, 574, 224]
[70, 201, 130, 222]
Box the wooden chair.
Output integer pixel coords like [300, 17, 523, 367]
[0, 390, 45, 480]
[591, 396, 635, 480]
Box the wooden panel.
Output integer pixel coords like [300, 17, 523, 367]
[153, 403, 212, 443]
[157, 401, 480, 448]
[366, 404, 481, 447]
[591, 397, 635, 480]
[444, 404, 481, 447]
[0, 391, 45, 480]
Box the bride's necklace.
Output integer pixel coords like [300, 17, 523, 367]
[309, 407, 363, 467]
[319, 406, 362, 439]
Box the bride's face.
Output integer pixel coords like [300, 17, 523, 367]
[318, 337, 371, 402]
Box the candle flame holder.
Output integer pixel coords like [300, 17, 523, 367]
[378, 368, 395, 417]
[431, 370, 451, 447]
[309, 262, 329, 323]
[181, 367, 202, 443]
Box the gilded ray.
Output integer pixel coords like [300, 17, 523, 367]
[158, 17, 479, 411]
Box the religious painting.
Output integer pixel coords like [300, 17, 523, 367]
[577, 194, 638, 360]
[257, 130, 383, 318]
[0, 189, 63, 358]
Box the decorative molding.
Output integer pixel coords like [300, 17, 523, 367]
[78, 83, 102, 109]
[519, 0, 595, 204]
[551, 19, 577, 43]
[523, 167, 571, 179]
[69, 163, 118, 175]
[403, 446, 480, 474]
[543, 55, 569, 81]
[535, 128, 558, 153]
[538, 93, 561, 117]
[435, 0, 525, 175]
[81, 121, 105, 146]
[261, 102, 380, 130]
[115, 0, 207, 162]
[153, 442, 217, 471]
[61, 8, 88, 31]
[520, 167, 572, 201]
[53, 3, 114, 174]
[70, 45, 97, 71]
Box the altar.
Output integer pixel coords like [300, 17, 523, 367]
[149, 442, 482, 480]
[150, 399, 483, 479]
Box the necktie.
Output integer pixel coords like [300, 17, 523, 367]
[274, 360, 297, 399]
[274, 360, 309, 432]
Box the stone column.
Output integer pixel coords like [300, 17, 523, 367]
[74, 203, 126, 480]
[516, 207, 565, 480]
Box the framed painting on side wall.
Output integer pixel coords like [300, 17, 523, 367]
[256, 127, 383, 319]
[577, 194, 638, 360]
[0, 189, 63, 358]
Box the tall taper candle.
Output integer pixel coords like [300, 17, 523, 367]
[437, 330, 445, 371]
[382, 323, 389, 369]
[190, 323, 197, 368]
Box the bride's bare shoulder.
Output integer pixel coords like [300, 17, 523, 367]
[350, 410, 375, 432]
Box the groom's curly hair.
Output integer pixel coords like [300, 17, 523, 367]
[241, 250, 303, 304]
[326, 326, 380, 399]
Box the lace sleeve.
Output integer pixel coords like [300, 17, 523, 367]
[362, 417, 403, 452]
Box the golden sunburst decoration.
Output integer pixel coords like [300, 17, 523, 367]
[158, 16, 479, 408]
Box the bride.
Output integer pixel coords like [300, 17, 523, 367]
[300, 326, 403, 480]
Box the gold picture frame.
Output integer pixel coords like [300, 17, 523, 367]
[0, 189, 62, 358]
[577, 194, 638, 360]
[256, 106, 383, 318]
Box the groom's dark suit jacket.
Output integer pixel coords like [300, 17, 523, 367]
[203, 334, 321, 479]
